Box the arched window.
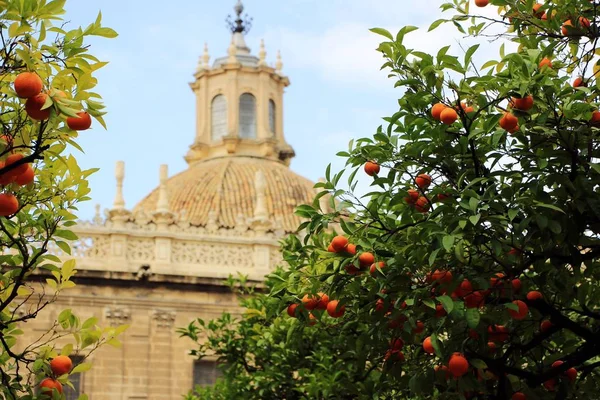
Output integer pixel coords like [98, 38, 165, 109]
[268, 99, 276, 135]
[239, 93, 257, 139]
[211, 95, 227, 141]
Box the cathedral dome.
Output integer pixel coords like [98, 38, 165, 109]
[133, 156, 316, 233]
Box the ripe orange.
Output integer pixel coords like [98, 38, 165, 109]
[565, 367, 578, 382]
[591, 110, 600, 125]
[331, 235, 348, 252]
[14, 72, 43, 98]
[358, 252, 375, 267]
[415, 173, 432, 189]
[540, 319, 552, 332]
[543, 378, 556, 391]
[25, 93, 51, 121]
[413, 320, 425, 334]
[0, 193, 18, 216]
[511, 95, 534, 111]
[287, 303, 298, 317]
[405, 189, 419, 204]
[345, 243, 357, 255]
[316, 292, 329, 310]
[499, 113, 518, 131]
[440, 108, 458, 125]
[0, 162, 14, 185]
[532, 3, 543, 18]
[384, 349, 405, 362]
[434, 365, 451, 380]
[390, 338, 404, 350]
[526, 291, 543, 301]
[326, 300, 345, 318]
[327, 243, 335, 252]
[487, 341, 497, 352]
[464, 291, 485, 308]
[431, 103, 447, 120]
[431, 269, 453, 284]
[308, 313, 317, 326]
[66, 111, 92, 130]
[414, 196, 430, 213]
[455, 279, 473, 298]
[435, 304, 447, 318]
[40, 378, 63, 395]
[302, 294, 319, 310]
[364, 161, 380, 176]
[562, 17, 590, 35]
[573, 77, 586, 87]
[5, 154, 28, 178]
[474, 0, 488, 7]
[509, 300, 529, 320]
[539, 57, 552, 69]
[488, 325, 509, 342]
[448, 353, 469, 377]
[50, 355, 73, 376]
[345, 264, 362, 275]
[512, 392, 526, 400]
[511, 278, 522, 292]
[423, 336, 434, 354]
[369, 261, 385, 276]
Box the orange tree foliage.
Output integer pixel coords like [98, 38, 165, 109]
[183, 0, 600, 398]
[0, 1, 124, 399]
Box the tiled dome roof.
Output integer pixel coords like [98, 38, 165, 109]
[134, 156, 316, 233]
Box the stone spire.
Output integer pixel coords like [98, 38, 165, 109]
[156, 164, 170, 214]
[258, 39, 267, 66]
[275, 50, 283, 73]
[197, 43, 210, 72]
[113, 161, 125, 210]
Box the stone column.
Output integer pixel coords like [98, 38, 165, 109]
[148, 309, 176, 399]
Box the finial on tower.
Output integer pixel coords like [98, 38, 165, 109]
[113, 161, 125, 210]
[276, 50, 283, 73]
[258, 39, 267, 66]
[156, 164, 170, 214]
[226, 1, 252, 35]
[202, 43, 210, 68]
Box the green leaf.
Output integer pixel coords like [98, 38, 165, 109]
[429, 19, 446, 32]
[442, 235, 454, 251]
[437, 295, 454, 314]
[466, 308, 480, 328]
[71, 362, 92, 374]
[369, 27, 393, 40]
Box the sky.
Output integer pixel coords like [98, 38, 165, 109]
[61, 0, 504, 221]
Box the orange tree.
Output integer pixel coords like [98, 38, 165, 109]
[0, 1, 124, 399]
[183, 0, 600, 398]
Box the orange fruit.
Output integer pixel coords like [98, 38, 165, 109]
[345, 243, 357, 255]
[431, 103, 447, 120]
[532, 3, 543, 18]
[435, 304, 447, 317]
[414, 196, 430, 213]
[591, 111, 600, 125]
[330, 235, 348, 252]
[464, 291, 485, 308]
[25, 93, 51, 121]
[14, 72, 43, 98]
[440, 108, 458, 125]
[413, 320, 425, 334]
[488, 325, 509, 342]
[415, 174, 432, 189]
[512, 392, 526, 400]
[50, 355, 73, 376]
[67, 111, 92, 130]
[423, 336, 435, 354]
[327, 243, 335, 252]
[308, 313, 317, 326]
[364, 161, 380, 176]
[566, 367, 578, 382]
[326, 300, 345, 318]
[511, 95, 534, 111]
[573, 77, 586, 87]
[539, 57, 552, 69]
[526, 291, 543, 301]
[474, 0, 489, 6]
[390, 338, 404, 350]
[5, 154, 28, 178]
[455, 279, 473, 298]
[508, 300, 529, 320]
[405, 189, 419, 204]
[39, 378, 63, 395]
[358, 252, 375, 267]
[499, 113, 518, 131]
[540, 320, 552, 332]
[287, 303, 298, 317]
[448, 353, 469, 377]
[316, 292, 329, 310]
[302, 294, 319, 310]
[369, 261, 385, 276]
[431, 269, 453, 284]
[0, 194, 18, 217]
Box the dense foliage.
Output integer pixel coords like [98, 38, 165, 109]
[0, 1, 123, 399]
[183, 0, 600, 398]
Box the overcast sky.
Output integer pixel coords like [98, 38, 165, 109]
[62, 0, 503, 221]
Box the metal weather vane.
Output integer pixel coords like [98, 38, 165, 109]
[226, 0, 253, 35]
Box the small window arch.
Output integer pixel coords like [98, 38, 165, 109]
[268, 99, 276, 135]
[239, 93, 257, 139]
[211, 95, 227, 141]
